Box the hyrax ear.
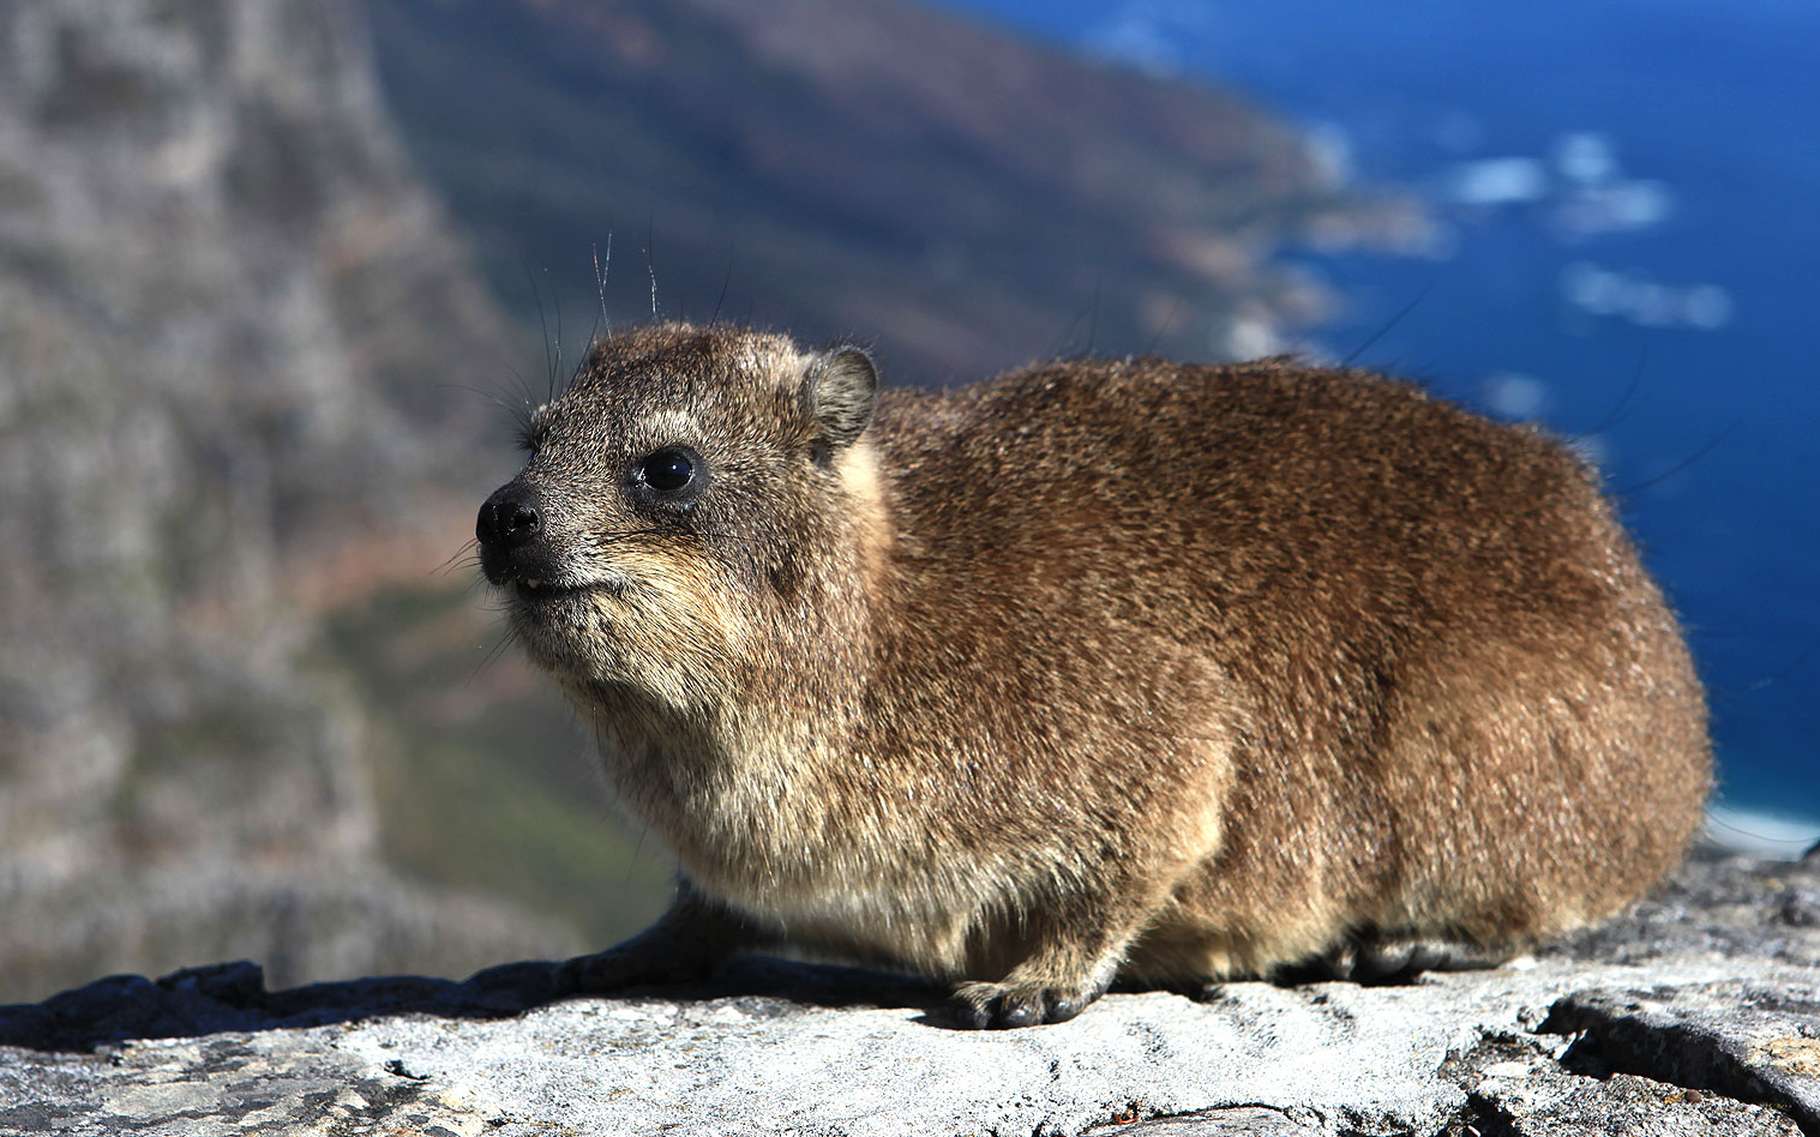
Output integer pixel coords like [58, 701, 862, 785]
[801, 345, 878, 455]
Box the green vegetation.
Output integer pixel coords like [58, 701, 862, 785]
[312, 582, 671, 950]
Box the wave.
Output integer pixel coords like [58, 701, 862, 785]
[1704, 804, 1820, 860]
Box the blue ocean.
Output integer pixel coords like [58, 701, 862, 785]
[957, 0, 1818, 846]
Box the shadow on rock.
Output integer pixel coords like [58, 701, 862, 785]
[0, 954, 944, 1053]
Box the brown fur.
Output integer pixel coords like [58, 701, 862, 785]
[476, 322, 1711, 1028]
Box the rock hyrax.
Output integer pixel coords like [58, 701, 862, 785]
[475, 322, 1710, 1028]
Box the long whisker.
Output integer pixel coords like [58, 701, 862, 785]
[440, 557, 485, 582]
[468, 624, 521, 685]
[1613, 419, 1738, 497]
[432, 539, 480, 577]
[593, 235, 613, 337]
[550, 279, 566, 402]
[645, 213, 661, 321]
[502, 363, 540, 412]
[524, 262, 557, 405]
[1577, 341, 1647, 438]
[710, 244, 735, 327]
[1143, 294, 1185, 358]
[1340, 283, 1432, 367]
[439, 381, 534, 442]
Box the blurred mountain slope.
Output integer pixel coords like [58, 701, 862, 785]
[368, 0, 1413, 380]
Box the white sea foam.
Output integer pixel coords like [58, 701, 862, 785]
[1682, 285, 1734, 330]
[1305, 124, 1354, 185]
[1552, 179, 1674, 236]
[1085, 6, 1183, 76]
[1558, 262, 1733, 331]
[1704, 804, 1820, 860]
[1483, 372, 1548, 419]
[1554, 132, 1618, 185]
[1446, 158, 1549, 205]
[1223, 315, 1279, 359]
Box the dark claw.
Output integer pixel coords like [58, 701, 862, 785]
[1188, 982, 1228, 1003]
[948, 982, 1100, 1029]
[1044, 993, 1086, 1024]
[994, 995, 1040, 1029]
[949, 995, 992, 1030]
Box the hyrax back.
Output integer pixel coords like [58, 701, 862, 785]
[476, 322, 1710, 1028]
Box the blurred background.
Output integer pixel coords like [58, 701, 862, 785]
[0, 0, 1812, 1003]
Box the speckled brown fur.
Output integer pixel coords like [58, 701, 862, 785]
[476, 322, 1711, 1029]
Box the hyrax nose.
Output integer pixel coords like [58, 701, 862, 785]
[477, 483, 542, 550]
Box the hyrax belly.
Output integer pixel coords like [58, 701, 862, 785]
[477, 324, 1711, 1028]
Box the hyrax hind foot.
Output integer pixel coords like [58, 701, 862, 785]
[1271, 934, 1507, 987]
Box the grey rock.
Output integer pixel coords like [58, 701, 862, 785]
[1543, 981, 1820, 1130]
[1092, 1106, 1324, 1135]
[1473, 1072, 1801, 1136]
[1, 846, 1816, 1136]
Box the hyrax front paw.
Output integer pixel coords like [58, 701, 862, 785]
[948, 979, 1102, 1029]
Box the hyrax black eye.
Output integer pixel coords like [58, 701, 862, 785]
[637, 447, 697, 493]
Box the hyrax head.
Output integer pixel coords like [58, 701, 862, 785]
[475, 323, 880, 715]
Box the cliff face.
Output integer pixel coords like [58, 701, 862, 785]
[0, 0, 576, 1001]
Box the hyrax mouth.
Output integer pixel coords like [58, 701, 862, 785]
[511, 575, 628, 606]
[514, 578, 556, 604]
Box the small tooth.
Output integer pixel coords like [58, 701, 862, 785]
[525, 578, 541, 590]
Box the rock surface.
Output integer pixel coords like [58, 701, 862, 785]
[2, 845, 1815, 1136]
